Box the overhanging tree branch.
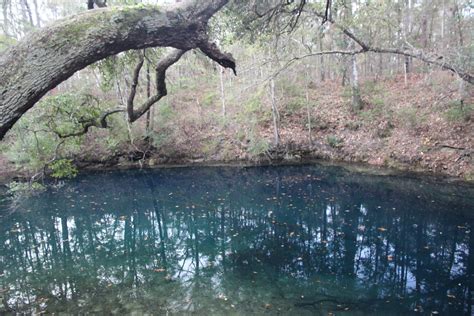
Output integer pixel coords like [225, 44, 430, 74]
[0, 0, 234, 140]
[128, 49, 187, 122]
[54, 106, 124, 138]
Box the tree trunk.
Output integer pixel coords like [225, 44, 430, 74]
[145, 51, 152, 136]
[319, 31, 325, 82]
[270, 78, 280, 146]
[1, 1, 9, 37]
[219, 67, 226, 119]
[305, 67, 312, 146]
[32, 0, 41, 27]
[351, 54, 362, 111]
[0, 0, 234, 140]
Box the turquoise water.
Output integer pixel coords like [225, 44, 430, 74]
[0, 165, 473, 315]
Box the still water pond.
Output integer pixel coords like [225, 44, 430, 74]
[0, 165, 473, 315]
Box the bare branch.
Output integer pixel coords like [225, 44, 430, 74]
[310, 9, 472, 84]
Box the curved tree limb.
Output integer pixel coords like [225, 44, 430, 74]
[0, 0, 234, 140]
[128, 48, 187, 122]
[55, 107, 125, 138]
[57, 47, 191, 137]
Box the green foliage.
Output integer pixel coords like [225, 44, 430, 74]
[155, 102, 176, 125]
[150, 131, 170, 149]
[239, 88, 270, 125]
[93, 50, 157, 92]
[6, 181, 45, 198]
[326, 135, 343, 148]
[42, 93, 102, 136]
[0, 34, 17, 52]
[243, 95, 263, 115]
[341, 86, 353, 99]
[3, 93, 100, 175]
[345, 121, 362, 131]
[285, 97, 306, 114]
[359, 97, 393, 123]
[201, 139, 220, 157]
[398, 107, 424, 130]
[278, 81, 304, 98]
[103, 115, 130, 153]
[201, 92, 216, 107]
[48, 159, 78, 179]
[248, 136, 269, 158]
[5, 124, 57, 170]
[445, 101, 473, 122]
[361, 81, 384, 95]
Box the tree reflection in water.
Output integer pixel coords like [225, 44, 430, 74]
[0, 165, 473, 315]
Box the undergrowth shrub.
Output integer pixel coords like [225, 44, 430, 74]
[398, 107, 425, 130]
[48, 159, 78, 179]
[326, 135, 343, 148]
[445, 101, 473, 122]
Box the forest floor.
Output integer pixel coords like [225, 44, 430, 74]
[119, 71, 472, 180]
[0, 71, 472, 182]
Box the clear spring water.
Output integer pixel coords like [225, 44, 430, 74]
[0, 164, 473, 315]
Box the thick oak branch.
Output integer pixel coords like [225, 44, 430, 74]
[0, 0, 233, 140]
[127, 49, 187, 122]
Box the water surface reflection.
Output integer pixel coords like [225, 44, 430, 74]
[0, 165, 473, 315]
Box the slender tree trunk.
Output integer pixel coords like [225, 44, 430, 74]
[2, 0, 10, 37]
[319, 32, 325, 82]
[270, 78, 280, 146]
[219, 67, 226, 119]
[32, 0, 41, 27]
[145, 52, 152, 136]
[341, 67, 348, 87]
[459, 77, 466, 109]
[22, 0, 34, 27]
[305, 67, 312, 146]
[351, 54, 362, 111]
[404, 56, 409, 87]
[453, 1, 464, 46]
[402, 2, 412, 88]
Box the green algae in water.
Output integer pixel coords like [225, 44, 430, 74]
[0, 164, 473, 315]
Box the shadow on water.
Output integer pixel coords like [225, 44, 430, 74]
[0, 164, 473, 315]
